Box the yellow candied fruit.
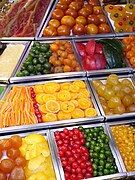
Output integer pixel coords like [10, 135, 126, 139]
[111, 125, 135, 172]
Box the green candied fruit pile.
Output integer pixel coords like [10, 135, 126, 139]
[78, 126, 118, 177]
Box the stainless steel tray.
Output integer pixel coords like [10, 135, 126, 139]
[0, 0, 54, 40]
[0, 77, 103, 134]
[105, 120, 135, 178]
[88, 74, 135, 121]
[0, 41, 30, 83]
[50, 123, 126, 180]
[36, 0, 115, 40]
[73, 37, 132, 77]
[10, 40, 86, 83]
[0, 129, 61, 180]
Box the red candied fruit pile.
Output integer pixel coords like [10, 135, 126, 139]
[55, 128, 93, 180]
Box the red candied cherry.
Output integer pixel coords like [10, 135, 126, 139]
[85, 173, 93, 178]
[54, 130, 60, 136]
[77, 173, 84, 179]
[63, 128, 69, 135]
[80, 162, 87, 169]
[55, 134, 61, 141]
[71, 168, 76, 174]
[109, 6, 113, 10]
[71, 174, 77, 180]
[87, 166, 93, 174]
[62, 160, 68, 167]
[65, 165, 72, 172]
[65, 172, 71, 180]
[72, 162, 78, 169]
[76, 167, 82, 174]
[69, 157, 76, 164]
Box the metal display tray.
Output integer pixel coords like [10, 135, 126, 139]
[0, 83, 8, 100]
[72, 37, 132, 77]
[0, 129, 61, 180]
[0, 77, 103, 134]
[36, 0, 115, 40]
[10, 40, 86, 83]
[103, 4, 135, 37]
[88, 74, 135, 121]
[50, 123, 127, 180]
[0, 0, 55, 40]
[0, 41, 30, 84]
[105, 120, 135, 178]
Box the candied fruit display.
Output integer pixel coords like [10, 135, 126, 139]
[111, 125, 135, 172]
[122, 35, 135, 68]
[33, 80, 97, 122]
[105, 4, 135, 33]
[43, 0, 111, 36]
[0, 80, 97, 128]
[0, 134, 56, 179]
[92, 74, 135, 115]
[55, 126, 118, 179]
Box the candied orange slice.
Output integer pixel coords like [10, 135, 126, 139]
[36, 93, 45, 105]
[42, 113, 57, 122]
[84, 108, 97, 117]
[73, 80, 86, 89]
[71, 108, 84, 119]
[43, 82, 59, 94]
[60, 82, 71, 90]
[39, 104, 48, 114]
[70, 100, 78, 107]
[46, 100, 60, 113]
[34, 85, 44, 94]
[57, 90, 71, 101]
[78, 98, 92, 109]
[77, 92, 88, 99]
[61, 101, 75, 113]
[79, 88, 90, 98]
[58, 111, 71, 120]
[69, 84, 80, 93]
[43, 94, 56, 103]
[70, 92, 78, 100]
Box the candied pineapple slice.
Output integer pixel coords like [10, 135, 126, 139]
[28, 154, 46, 171]
[19, 141, 27, 157]
[25, 134, 45, 144]
[27, 171, 48, 180]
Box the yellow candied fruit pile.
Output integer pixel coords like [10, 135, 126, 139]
[34, 80, 97, 122]
[19, 134, 56, 180]
[111, 125, 135, 172]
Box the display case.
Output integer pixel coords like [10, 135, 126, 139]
[0, 41, 29, 83]
[10, 40, 85, 83]
[88, 74, 135, 121]
[73, 37, 132, 77]
[0, 0, 55, 40]
[0, 77, 103, 134]
[50, 123, 127, 180]
[0, 129, 61, 179]
[36, 0, 115, 40]
[106, 120, 135, 178]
